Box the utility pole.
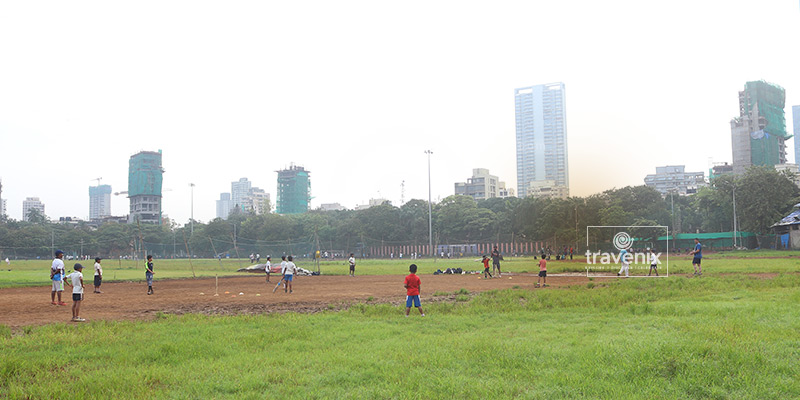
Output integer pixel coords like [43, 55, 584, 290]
[425, 150, 433, 257]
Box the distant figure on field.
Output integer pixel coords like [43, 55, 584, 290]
[648, 248, 659, 276]
[404, 264, 425, 317]
[66, 263, 86, 322]
[569, 247, 574, 260]
[481, 255, 492, 279]
[265, 256, 272, 283]
[348, 253, 356, 277]
[536, 257, 547, 287]
[491, 246, 502, 277]
[145, 255, 155, 295]
[256, 253, 261, 263]
[93, 257, 103, 293]
[617, 248, 630, 278]
[50, 250, 67, 306]
[4, 257, 8, 265]
[689, 238, 702, 276]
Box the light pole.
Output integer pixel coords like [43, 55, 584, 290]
[189, 183, 195, 235]
[732, 185, 737, 248]
[425, 150, 433, 257]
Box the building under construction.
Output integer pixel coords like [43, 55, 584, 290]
[128, 150, 164, 224]
[276, 164, 310, 214]
[731, 81, 789, 174]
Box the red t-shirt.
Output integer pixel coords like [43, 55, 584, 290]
[539, 259, 547, 271]
[482, 258, 490, 268]
[404, 274, 421, 296]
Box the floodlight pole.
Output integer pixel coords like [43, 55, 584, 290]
[425, 150, 433, 257]
[189, 183, 195, 235]
[732, 186, 737, 248]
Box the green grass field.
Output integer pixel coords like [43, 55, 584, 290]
[2, 272, 799, 398]
[2, 251, 799, 289]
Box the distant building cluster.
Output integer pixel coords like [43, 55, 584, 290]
[216, 177, 271, 219]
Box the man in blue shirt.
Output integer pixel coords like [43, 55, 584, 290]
[689, 238, 702, 276]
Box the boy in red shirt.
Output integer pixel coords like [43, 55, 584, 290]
[404, 264, 425, 317]
[535, 258, 548, 287]
[481, 255, 493, 279]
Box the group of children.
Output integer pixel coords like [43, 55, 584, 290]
[50, 250, 152, 322]
[50, 250, 106, 322]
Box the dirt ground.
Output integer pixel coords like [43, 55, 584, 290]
[0, 273, 602, 328]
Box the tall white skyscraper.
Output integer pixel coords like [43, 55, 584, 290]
[515, 82, 569, 198]
[89, 184, 112, 220]
[793, 105, 799, 163]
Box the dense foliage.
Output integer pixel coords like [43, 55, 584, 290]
[1, 167, 796, 258]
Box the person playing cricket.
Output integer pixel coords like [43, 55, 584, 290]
[689, 238, 702, 276]
[481, 255, 492, 279]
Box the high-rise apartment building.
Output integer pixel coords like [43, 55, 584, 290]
[515, 82, 569, 198]
[230, 178, 252, 212]
[276, 165, 310, 214]
[22, 197, 45, 222]
[89, 184, 112, 220]
[216, 193, 231, 220]
[454, 168, 507, 201]
[128, 150, 164, 224]
[248, 188, 270, 215]
[731, 81, 788, 174]
[793, 105, 799, 163]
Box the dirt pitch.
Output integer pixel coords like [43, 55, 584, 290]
[0, 273, 603, 328]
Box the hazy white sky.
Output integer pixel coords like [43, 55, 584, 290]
[1, 0, 798, 223]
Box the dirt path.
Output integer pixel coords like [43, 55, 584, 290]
[0, 273, 598, 328]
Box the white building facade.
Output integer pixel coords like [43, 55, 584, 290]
[515, 82, 569, 199]
[22, 197, 45, 221]
[454, 168, 508, 201]
[644, 165, 705, 195]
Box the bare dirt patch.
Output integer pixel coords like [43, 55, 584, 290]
[0, 273, 594, 327]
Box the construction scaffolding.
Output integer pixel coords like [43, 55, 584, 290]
[741, 81, 790, 167]
[276, 164, 310, 214]
[128, 150, 164, 224]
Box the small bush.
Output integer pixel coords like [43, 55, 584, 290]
[455, 288, 469, 295]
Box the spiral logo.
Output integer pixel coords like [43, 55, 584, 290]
[613, 232, 632, 251]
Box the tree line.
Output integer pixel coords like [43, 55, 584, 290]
[0, 166, 796, 259]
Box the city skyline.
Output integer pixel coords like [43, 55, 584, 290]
[0, 1, 798, 223]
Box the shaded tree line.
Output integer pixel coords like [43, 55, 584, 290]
[1, 167, 796, 259]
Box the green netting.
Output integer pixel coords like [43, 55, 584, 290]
[276, 166, 310, 214]
[744, 81, 787, 166]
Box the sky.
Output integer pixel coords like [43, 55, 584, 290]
[1, 0, 798, 224]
